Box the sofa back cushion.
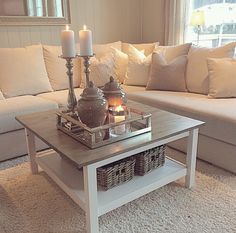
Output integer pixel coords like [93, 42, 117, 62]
[146, 53, 187, 91]
[43, 45, 81, 91]
[122, 42, 159, 56]
[186, 42, 236, 94]
[207, 58, 236, 98]
[0, 44, 53, 98]
[93, 41, 122, 59]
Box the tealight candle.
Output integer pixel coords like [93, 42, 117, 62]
[113, 105, 126, 135]
[61, 25, 76, 57]
[79, 25, 93, 56]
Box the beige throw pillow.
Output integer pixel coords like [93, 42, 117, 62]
[154, 43, 192, 63]
[43, 45, 81, 91]
[207, 58, 236, 98]
[0, 45, 53, 98]
[146, 53, 187, 91]
[186, 42, 236, 94]
[81, 53, 116, 88]
[124, 44, 152, 86]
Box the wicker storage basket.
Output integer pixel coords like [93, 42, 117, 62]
[135, 145, 166, 176]
[97, 157, 136, 190]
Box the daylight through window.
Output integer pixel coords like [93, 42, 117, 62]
[185, 0, 236, 47]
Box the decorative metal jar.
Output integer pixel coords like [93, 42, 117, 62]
[77, 81, 108, 128]
[102, 76, 127, 107]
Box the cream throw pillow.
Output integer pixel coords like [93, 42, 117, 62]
[207, 58, 236, 98]
[146, 53, 187, 91]
[0, 45, 53, 97]
[122, 42, 159, 56]
[81, 53, 116, 88]
[110, 47, 128, 83]
[186, 42, 236, 94]
[154, 43, 192, 63]
[0, 91, 4, 100]
[124, 44, 152, 86]
[43, 45, 81, 91]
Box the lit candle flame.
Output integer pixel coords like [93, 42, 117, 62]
[115, 105, 124, 112]
[83, 25, 87, 30]
[66, 25, 69, 30]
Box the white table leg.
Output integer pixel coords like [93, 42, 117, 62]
[83, 164, 99, 233]
[25, 128, 38, 174]
[185, 128, 199, 188]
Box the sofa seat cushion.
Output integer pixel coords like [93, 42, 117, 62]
[37, 88, 84, 108]
[38, 85, 145, 110]
[122, 85, 146, 93]
[38, 87, 145, 108]
[127, 90, 236, 146]
[39, 87, 146, 108]
[0, 96, 58, 134]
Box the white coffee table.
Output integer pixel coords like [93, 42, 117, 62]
[16, 101, 204, 233]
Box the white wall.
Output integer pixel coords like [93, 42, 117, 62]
[141, 0, 165, 45]
[0, 0, 143, 48]
[74, 0, 142, 44]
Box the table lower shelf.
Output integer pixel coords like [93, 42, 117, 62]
[36, 151, 187, 216]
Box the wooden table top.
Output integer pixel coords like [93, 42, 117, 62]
[16, 101, 204, 168]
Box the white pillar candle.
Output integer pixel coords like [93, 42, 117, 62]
[79, 25, 93, 56]
[61, 25, 76, 58]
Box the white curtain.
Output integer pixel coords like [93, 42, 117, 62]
[164, 0, 190, 45]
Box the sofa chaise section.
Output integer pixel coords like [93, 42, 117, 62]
[0, 96, 58, 161]
[127, 89, 236, 173]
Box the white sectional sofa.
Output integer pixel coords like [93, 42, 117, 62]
[125, 89, 236, 174]
[0, 42, 236, 174]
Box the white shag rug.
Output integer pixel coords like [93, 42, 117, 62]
[0, 148, 236, 233]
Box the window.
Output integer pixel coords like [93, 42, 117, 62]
[27, 0, 63, 17]
[185, 0, 236, 47]
[27, 0, 43, 16]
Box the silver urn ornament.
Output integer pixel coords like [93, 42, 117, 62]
[77, 81, 108, 128]
[102, 76, 127, 107]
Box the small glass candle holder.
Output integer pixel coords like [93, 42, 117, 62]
[109, 105, 130, 137]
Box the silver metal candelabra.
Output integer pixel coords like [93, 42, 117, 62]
[78, 54, 95, 88]
[60, 56, 77, 112]
[59, 54, 95, 113]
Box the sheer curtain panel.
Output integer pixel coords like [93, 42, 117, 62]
[164, 0, 190, 45]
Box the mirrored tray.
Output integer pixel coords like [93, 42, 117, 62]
[56, 108, 152, 149]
